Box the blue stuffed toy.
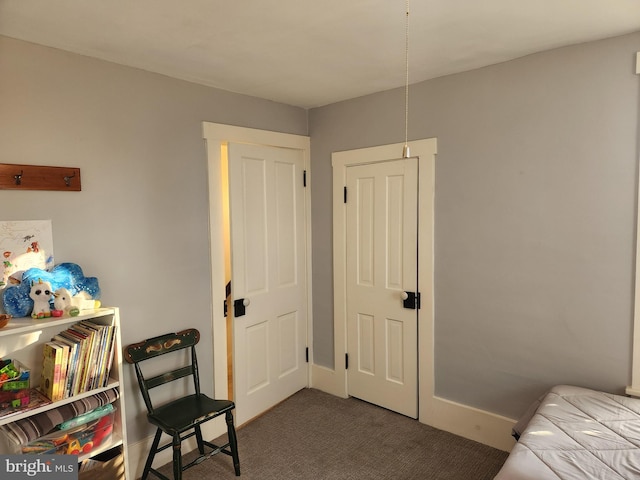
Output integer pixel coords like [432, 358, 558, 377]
[2, 263, 100, 318]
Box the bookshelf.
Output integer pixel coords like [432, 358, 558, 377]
[0, 307, 129, 479]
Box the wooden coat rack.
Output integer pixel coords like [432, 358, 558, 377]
[0, 163, 81, 191]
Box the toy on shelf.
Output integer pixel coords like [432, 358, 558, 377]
[29, 279, 53, 319]
[0, 359, 31, 410]
[54, 288, 99, 316]
[66, 414, 114, 455]
[2, 263, 100, 318]
[0, 361, 20, 384]
[18, 408, 115, 455]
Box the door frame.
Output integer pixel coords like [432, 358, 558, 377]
[202, 122, 312, 401]
[328, 138, 436, 424]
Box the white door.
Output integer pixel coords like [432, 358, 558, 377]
[345, 157, 419, 418]
[228, 142, 308, 426]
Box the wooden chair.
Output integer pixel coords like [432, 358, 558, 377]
[124, 328, 240, 480]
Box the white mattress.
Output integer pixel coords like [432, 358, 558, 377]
[494, 385, 640, 479]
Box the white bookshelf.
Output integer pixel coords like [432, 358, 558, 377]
[0, 307, 129, 479]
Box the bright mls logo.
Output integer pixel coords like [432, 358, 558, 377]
[1, 455, 77, 479]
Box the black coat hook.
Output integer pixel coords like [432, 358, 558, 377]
[14, 170, 23, 185]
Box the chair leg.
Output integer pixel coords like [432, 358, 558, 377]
[225, 410, 241, 476]
[142, 428, 163, 480]
[172, 434, 183, 480]
[195, 424, 205, 455]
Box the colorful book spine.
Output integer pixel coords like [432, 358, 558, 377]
[41, 320, 118, 402]
[40, 342, 62, 401]
[70, 324, 96, 392]
[80, 321, 106, 389]
[59, 329, 88, 395]
[52, 335, 76, 399]
[52, 342, 69, 401]
[82, 320, 116, 388]
[102, 325, 117, 387]
[70, 328, 91, 394]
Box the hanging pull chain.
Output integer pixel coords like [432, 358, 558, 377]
[402, 0, 411, 158]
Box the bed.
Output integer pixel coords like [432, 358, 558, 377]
[494, 385, 640, 479]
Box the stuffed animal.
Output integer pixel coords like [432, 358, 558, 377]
[29, 279, 53, 318]
[53, 288, 72, 311]
[54, 288, 99, 312]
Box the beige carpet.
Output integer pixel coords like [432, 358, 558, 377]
[157, 388, 508, 479]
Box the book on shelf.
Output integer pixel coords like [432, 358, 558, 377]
[57, 330, 84, 396]
[50, 341, 70, 401]
[52, 334, 79, 399]
[102, 324, 117, 387]
[80, 320, 116, 388]
[44, 319, 117, 397]
[79, 320, 107, 390]
[40, 342, 67, 401]
[62, 326, 93, 394]
[69, 322, 98, 391]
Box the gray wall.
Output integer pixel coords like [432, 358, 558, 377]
[0, 35, 307, 442]
[2, 29, 639, 434]
[309, 32, 640, 419]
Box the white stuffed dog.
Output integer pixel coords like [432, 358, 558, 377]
[30, 279, 53, 318]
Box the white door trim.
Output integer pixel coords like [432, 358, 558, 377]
[326, 139, 436, 417]
[202, 122, 312, 401]
[626, 54, 640, 397]
[327, 138, 516, 452]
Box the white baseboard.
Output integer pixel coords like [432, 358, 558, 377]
[426, 396, 516, 452]
[310, 363, 516, 453]
[626, 385, 640, 398]
[127, 417, 228, 479]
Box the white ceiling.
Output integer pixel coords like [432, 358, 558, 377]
[1, 0, 640, 109]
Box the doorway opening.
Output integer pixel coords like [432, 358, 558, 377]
[204, 122, 312, 425]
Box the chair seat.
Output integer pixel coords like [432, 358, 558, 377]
[149, 394, 235, 435]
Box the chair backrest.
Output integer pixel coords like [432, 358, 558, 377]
[124, 328, 201, 414]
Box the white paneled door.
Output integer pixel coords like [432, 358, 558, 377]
[228, 142, 308, 426]
[346, 157, 419, 418]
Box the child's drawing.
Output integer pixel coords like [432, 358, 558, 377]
[0, 220, 54, 289]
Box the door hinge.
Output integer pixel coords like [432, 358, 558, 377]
[402, 291, 421, 310]
[303, 170, 307, 187]
[305, 347, 309, 363]
[344, 186, 347, 203]
[345, 353, 349, 369]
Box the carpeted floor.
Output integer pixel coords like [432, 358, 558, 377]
[157, 388, 508, 479]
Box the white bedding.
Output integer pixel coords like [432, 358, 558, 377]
[494, 385, 640, 480]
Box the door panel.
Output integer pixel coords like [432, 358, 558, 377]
[275, 161, 297, 286]
[357, 313, 375, 374]
[346, 157, 418, 418]
[238, 157, 268, 294]
[278, 311, 299, 376]
[246, 321, 269, 393]
[229, 143, 307, 425]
